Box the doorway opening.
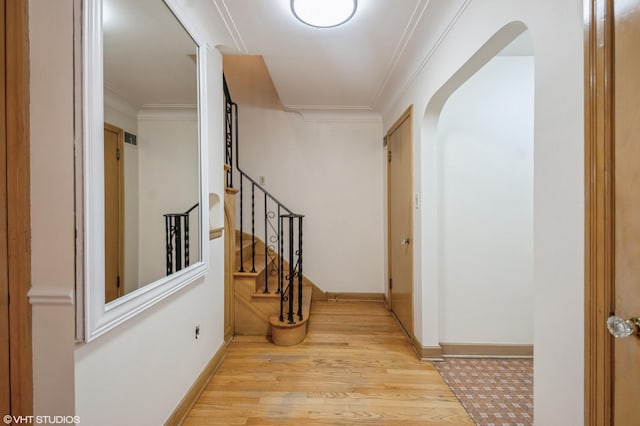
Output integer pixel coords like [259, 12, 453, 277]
[437, 31, 534, 357]
[425, 25, 535, 425]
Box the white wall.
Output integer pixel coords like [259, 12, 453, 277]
[73, 57, 223, 426]
[381, 1, 584, 423]
[237, 105, 385, 294]
[30, 0, 232, 424]
[438, 56, 534, 344]
[104, 94, 140, 293]
[137, 113, 200, 286]
[29, 0, 77, 417]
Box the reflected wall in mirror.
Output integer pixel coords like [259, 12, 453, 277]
[102, 0, 201, 303]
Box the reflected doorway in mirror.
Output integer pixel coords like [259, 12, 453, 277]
[103, 123, 124, 303]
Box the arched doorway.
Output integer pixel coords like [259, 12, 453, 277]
[421, 23, 536, 424]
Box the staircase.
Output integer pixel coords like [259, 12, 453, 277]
[224, 76, 311, 346]
[233, 231, 312, 345]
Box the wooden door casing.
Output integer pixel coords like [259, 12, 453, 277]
[0, 0, 9, 414]
[2, 0, 32, 417]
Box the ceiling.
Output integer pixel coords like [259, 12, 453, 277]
[215, 0, 474, 112]
[102, 0, 533, 114]
[103, 0, 198, 109]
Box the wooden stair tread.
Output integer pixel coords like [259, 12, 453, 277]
[237, 238, 253, 249]
[251, 292, 281, 300]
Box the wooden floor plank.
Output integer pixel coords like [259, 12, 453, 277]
[183, 301, 472, 425]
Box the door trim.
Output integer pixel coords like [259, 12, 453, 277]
[386, 105, 414, 337]
[584, 0, 614, 424]
[5, 0, 32, 416]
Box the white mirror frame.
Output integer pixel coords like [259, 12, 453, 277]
[79, 0, 209, 342]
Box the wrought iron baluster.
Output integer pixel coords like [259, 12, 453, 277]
[287, 216, 294, 324]
[184, 214, 190, 267]
[165, 217, 172, 275]
[251, 183, 256, 273]
[277, 204, 282, 294]
[175, 218, 182, 272]
[279, 215, 285, 323]
[227, 108, 233, 187]
[263, 193, 269, 293]
[239, 175, 244, 272]
[234, 102, 239, 168]
[297, 216, 303, 321]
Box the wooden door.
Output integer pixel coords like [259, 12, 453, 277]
[104, 123, 124, 303]
[585, 0, 640, 424]
[611, 0, 640, 422]
[387, 106, 414, 336]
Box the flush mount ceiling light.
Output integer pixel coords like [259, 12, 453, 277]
[291, 0, 357, 28]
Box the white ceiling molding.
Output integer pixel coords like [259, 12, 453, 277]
[214, 0, 249, 54]
[137, 105, 198, 121]
[406, 0, 474, 93]
[376, 0, 474, 113]
[294, 109, 382, 123]
[104, 87, 139, 118]
[284, 104, 373, 111]
[369, 0, 430, 108]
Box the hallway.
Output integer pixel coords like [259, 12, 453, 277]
[183, 301, 472, 425]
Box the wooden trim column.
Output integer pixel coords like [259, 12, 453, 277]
[584, 0, 614, 424]
[0, 0, 9, 416]
[5, 0, 32, 417]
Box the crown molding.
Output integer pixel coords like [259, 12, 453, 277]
[378, 0, 474, 113]
[292, 108, 382, 123]
[370, 0, 431, 107]
[104, 87, 139, 118]
[213, 0, 248, 53]
[137, 105, 197, 121]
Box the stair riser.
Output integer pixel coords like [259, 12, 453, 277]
[234, 277, 281, 336]
[235, 232, 267, 262]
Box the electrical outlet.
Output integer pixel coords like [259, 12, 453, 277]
[195, 324, 200, 340]
[259, 176, 266, 185]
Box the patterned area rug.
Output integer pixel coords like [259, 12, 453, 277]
[433, 358, 533, 426]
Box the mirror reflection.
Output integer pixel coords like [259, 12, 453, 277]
[102, 0, 201, 303]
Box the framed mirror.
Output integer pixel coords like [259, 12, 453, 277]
[78, 0, 209, 341]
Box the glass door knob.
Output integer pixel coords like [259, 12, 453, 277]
[607, 315, 640, 338]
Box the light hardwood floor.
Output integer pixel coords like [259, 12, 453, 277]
[183, 301, 472, 425]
